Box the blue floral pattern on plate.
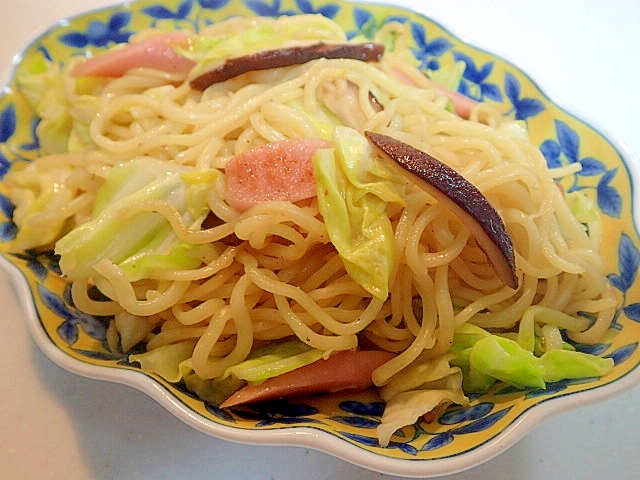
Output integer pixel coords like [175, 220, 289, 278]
[60, 11, 134, 47]
[0, 0, 638, 470]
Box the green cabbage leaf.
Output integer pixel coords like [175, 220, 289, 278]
[223, 338, 325, 383]
[178, 15, 346, 77]
[55, 157, 218, 281]
[451, 323, 614, 393]
[313, 126, 405, 299]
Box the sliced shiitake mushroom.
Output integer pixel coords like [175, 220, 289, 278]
[190, 42, 385, 90]
[365, 131, 518, 289]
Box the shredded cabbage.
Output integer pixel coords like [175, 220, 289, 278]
[451, 323, 615, 393]
[566, 190, 599, 224]
[130, 340, 196, 383]
[178, 14, 346, 76]
[16, 54, 100, 154]
[313, 126, 405, 299]
[180, 359, 246, 406]
[223, 338, 325, 383]
[7, 163, 78, 250]
[377, 369, 467, 447]
[55, 157, 219, 281]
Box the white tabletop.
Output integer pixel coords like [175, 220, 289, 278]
[1, 1, 639, 479]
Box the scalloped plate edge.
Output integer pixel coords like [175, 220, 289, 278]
[2, 248, 639, 479]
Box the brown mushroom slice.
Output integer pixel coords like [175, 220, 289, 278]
[364, 131, 518, 289]
[190, 42, 385, 90]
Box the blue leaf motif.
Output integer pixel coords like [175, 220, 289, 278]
[38, 285, 76, 321]
[455, 52, 493, 83]
[340, 431, 380, 447]
[339, 400, 385, 416]
[0, 221, 17, 241]
[141, 5, 174, 19]
[526, 381, 572, 399]
[540, 139, 562, 169]
[454, 52, 501, 103]
[573, 341, 610, 356]
[205, 403, 236, 422]
[504, 72, 545, 120]
[0, 152, 10, 180]
[331, 415, 379, 429]
[107, 12, 134, 44]
[476, 62, 494, 82]
[245, 0, 292, 16]
[37, 283, 107, 343]
[27, 259, 49, 280]
[143, 0, 193, 19]
[396, 442, 419, 455]
[112, 30, 133, 44]
[295, 0, 338, 16]
[410, 22, 427, 48]
[20, 118, 41, 151]
[596, 169, 622, 218]
[493, 384, 527, 396]
[411, 23, 453, 70]
[425, 37, 454, 58]
[579, 157, 607, 176]
[421, 432, 453, 451]
[85, 21, 112, 47]
[295, 0, 314, 11]
[176, 0, 195, 19]
[480, 82, 502, 102]
[78, 313, 107, 340]
[504, 71, 521, 104]
[340, 431, 418, 455]
[543, 120, 621, 216]
[59, 32, 90, 48]
[1, 193, 16, 219]
[606, 343, 638, 365]
[0, 104, 17, 143]
[57, 320, 79, 345]
[439, 402, 494, 425]
[108, 11, 131, 31]
[555, 120, 580, 163]
[607, 234, 639, 292]
[450, 406, 511, 434]
[315, 3, 339, 18]
[59, 12, 132, 48]
[354, 7, 373, 30]
[623, 303, 640, 322]
[198, 0, 231, 8]
[37, 45, 52, 62]
[513, 97, 546, 121]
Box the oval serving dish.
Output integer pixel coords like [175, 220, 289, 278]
[0, 0, 639, 477]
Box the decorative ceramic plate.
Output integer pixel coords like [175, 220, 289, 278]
[1, 0, 639, 477]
